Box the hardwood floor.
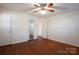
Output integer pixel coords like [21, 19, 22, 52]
[0, 38, 79, 55]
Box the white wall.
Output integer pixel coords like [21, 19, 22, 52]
[0, 11, 30, 46]
[11, 12, 30, 44]
[46, 11, 79, 47]
[0, 7, 29, 46]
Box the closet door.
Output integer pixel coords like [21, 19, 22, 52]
[12, 13, 29, 44]
[0, 13, 11, 46]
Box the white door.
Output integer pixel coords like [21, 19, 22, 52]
[0, 13, 11, 46]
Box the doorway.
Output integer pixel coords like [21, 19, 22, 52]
[29, 19, 34, 40]
[29, 19, 43, 40]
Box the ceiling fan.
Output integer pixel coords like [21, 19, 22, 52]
[32, 3, 54, 14]
[33, 3, 66, 14]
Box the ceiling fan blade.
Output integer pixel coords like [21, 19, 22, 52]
[34, 5, 39, 7]
[48, 3, 54, 7]
[34, 4, 40, 7]
[48, 9, 54, 12]
[32, 8, 41, 13]
[45, 7, 54, 12]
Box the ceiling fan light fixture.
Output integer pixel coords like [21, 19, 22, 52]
[40, 10, 46, 14]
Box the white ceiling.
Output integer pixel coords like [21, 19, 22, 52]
[0, 3, 79, 18]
